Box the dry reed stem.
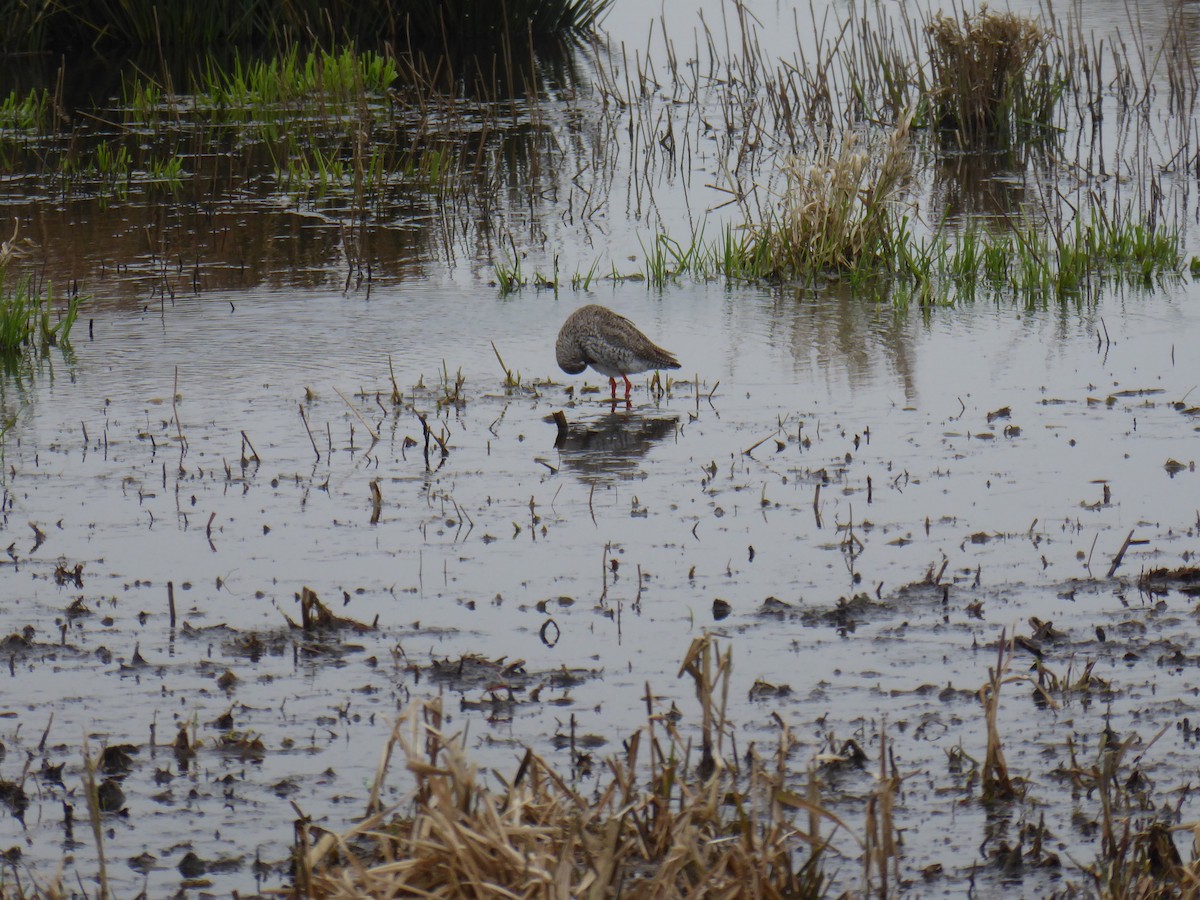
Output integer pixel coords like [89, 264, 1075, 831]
[978, 629, 1027, 802]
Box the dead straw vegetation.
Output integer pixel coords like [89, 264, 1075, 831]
[748, 115, 913, 280]
[298, 636, 859, 898]
[927, 6, 1055, 144]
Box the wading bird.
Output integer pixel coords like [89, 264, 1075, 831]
[556, 304, 681, 400]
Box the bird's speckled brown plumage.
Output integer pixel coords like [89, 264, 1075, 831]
[556, 304, 681, 399]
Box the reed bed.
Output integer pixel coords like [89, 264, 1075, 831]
[585, 0, 1187, 297]
[0, 0, 612, 54]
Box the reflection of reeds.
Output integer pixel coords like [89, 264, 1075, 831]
[305, 636, 848, 896]
[863, 723, 901, 894]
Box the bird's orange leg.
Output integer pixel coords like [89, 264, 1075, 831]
[609, 377, 618, 399]
[622, 374, 633, 397]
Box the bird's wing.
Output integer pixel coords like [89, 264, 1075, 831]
[575, 332, 611, 366]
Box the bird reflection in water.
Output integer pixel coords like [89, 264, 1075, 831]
[552, 410, 679, 484]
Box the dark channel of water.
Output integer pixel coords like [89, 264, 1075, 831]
[0, 0, 1199, 896]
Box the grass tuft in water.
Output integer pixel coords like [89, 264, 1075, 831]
[926, 7, 1059, 145]
[753, 116, 914, 280]
[0, 268, 81, 355]
[494, 251, 527, 297]
[201, 46, 398, 113]
[0, 87, 53, 133]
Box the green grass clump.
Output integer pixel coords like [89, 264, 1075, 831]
[494, 251, 527, 296]
[0, 270, 81, 354]
[974, 210, 1180, 301]
[873, 204, 1181, 307]
[0, 87, 53, 132]
[201, 46, 398, 113]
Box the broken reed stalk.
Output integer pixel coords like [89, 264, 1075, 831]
[417, 412, 432, 470]
[171, 365, 186, 468]
[863, 722, 901, 895]
[81, 741, 110, 900]
[387, 355, 403, 406]
[334, 386, 380, 443]
[678, 632, 733, 780]
[298, 403, 320, 462]
[551, 409, 569, 446]
[1106, 528, 1136, 578]
[491, 340, 518, 386]
[979, 629, 1017, 802]
[368, 479, 382, 524]
[239, 429, 260, 463]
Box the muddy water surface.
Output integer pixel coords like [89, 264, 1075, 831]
[2, 0, 1200, 894]
[0, 276, 1197, 896]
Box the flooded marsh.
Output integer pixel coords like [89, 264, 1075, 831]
[1, 0, 1200, 897]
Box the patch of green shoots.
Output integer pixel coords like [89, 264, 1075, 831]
[0, 87, 52, 132]
[121, 75, 164, 122]
[418, 148, 449, 187]
[495, 252, 527, 296]
[640, 231, 723, 288]
[60, 142, 132, 200]
[0, 270, 81, 354]
[944, 209, 1181, 305]
[569, 260, 600, 291]
[201, 47, 397, 117]
[147, 154, 186, 191]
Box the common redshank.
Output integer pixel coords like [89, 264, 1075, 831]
[556, 304, 681, 399]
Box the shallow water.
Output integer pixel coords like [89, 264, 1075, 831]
[0, 272, 1196, 895]
[2, 0, 1200, 895]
